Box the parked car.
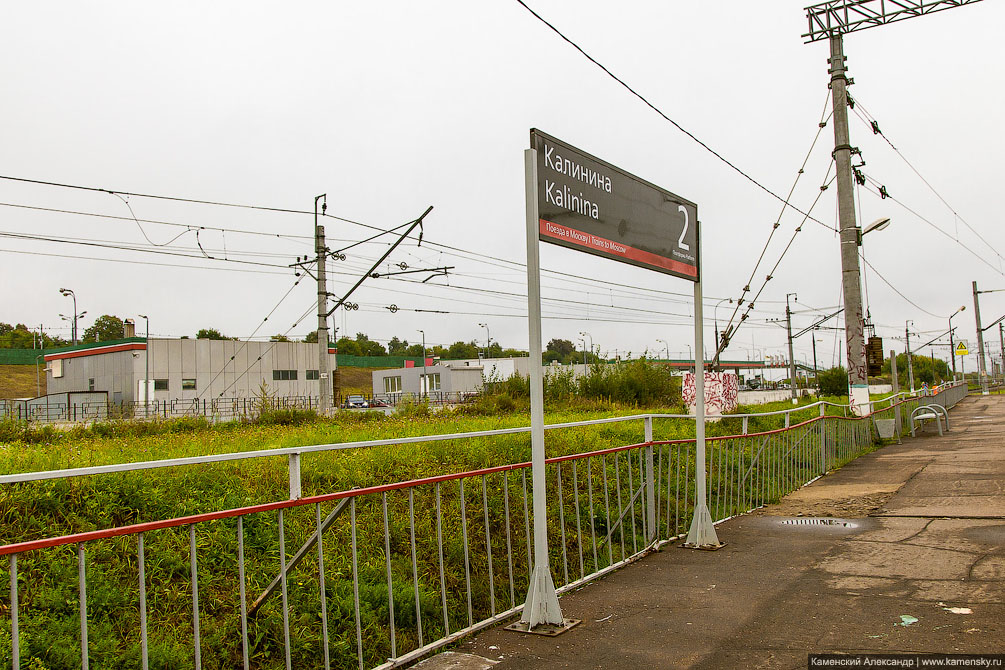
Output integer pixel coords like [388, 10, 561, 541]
[369, 398, 389, 408]
[344, 395, 369, 409]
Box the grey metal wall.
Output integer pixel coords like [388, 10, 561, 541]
[47, 350, 137, 402]
[372, 364, 484, 396]
[142, 339, 336, 400]
[46, 339, 335, 402]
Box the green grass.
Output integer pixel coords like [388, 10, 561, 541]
[0, 364, 45, 400]
[0, 394, 883, 670]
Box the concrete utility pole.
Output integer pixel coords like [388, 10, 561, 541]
[418, 329, 426, 397]
[905, 320, 915, 393]
[811, 332, 819, 391]
[973, 281, 989, 395]
[315, 195, 332, 415]
[139, 314, 150, 417]
[803, 0, 983, 410]
[827, 34, 869, 411]
[890, 349, 901, 431]
[1000, 322, 1004, 384]
[786, 293, 798, 404]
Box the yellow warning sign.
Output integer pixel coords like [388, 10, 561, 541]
[955, 341, 969, 356]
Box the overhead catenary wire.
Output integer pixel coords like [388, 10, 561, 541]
[857, 255, 949, 319]
[512, 0, 835, 230]
[196, 269, 318, 400]
[857, 175, 1005, 277]
[850, 97, 1004, 265]
[6, 171, 812, 347]
[0, 247, 292, 275]
[3, 173, 792, 308]
[713, 164, 837, 365]
[717, 90, 836, 362]
[0, 230, 295, 270]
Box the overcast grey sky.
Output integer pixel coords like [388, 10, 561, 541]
[3, 1, 1003, 371]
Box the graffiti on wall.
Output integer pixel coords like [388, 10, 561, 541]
[682, 371, 739, 416]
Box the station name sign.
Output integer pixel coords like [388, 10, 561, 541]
[531, 129, 699, 281]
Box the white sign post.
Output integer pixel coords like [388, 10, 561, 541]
[514, 131, 717, 634]
[516, 148, 570, 632]
[683, 233, 721, 549]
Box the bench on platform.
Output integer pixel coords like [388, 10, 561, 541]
[910, 403, 948, 437]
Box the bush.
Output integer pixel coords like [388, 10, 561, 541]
[481, 359, 682, 409]
[254, 408, 318, 426]
[817, 366, 848, 396]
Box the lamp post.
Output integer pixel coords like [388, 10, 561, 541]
[58, 288, 82, 344]
[579, 331, 593, 367]
[851, 217, 891, 409]
[478, 322, 490, 358]
[578, 338, 587, 375]
[35, 354, 44, 398]
[657, 338, 669, 361]
[948, 305, 966, 381]
[138, 314, 150, 417]
[58, 289, 78, 343]
[418, 329, 426, 397]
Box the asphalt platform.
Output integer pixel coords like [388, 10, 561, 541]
[419, 394, 1005, 669]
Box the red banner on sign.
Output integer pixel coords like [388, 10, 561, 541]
[539, 219, 698, 278]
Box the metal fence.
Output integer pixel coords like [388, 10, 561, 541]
[0, 392, 480, 424]
[0, 383, 967, 669]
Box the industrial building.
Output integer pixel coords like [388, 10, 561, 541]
[370, 357, 584, 401]
[44, 336, 336, 405]
[371, 362, 485, 401]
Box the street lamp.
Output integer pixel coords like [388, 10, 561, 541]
[579, 331, 593, 366]
[59, 311, 87, 341]
[949, 305, 966, 381]
[858, 216, 891, 243]
[657, 338, 669, 361]
[478, 322, 490, 359]
[578, 338, 587, 375]
[58, 287, 86, 344]
[857, 218, 891, 326]
[138, 314, 150, 417]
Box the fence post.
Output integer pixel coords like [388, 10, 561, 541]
[644, 416, 655, 543]
[288, 453, 302, 500]
[784, 411, 790, 428]
[742, 416, 748, 435]
[890, 350, 901, 439]
[819, 403, 827, 474]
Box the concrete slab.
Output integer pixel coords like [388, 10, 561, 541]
[451, 394, 1005, 668]
[413, 652, 499, 669]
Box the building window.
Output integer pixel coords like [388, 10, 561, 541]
[272, 369, 298, 381]
[422, 373, 441, 392]
[88, 378, 95, 391]
[384, 376, 402, 394]
[182, 379, 197, 390]
[306, 369, 320, 380]
[154, 379, 169, 391]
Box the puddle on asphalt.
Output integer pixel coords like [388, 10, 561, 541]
[780, 518, 859, 528]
